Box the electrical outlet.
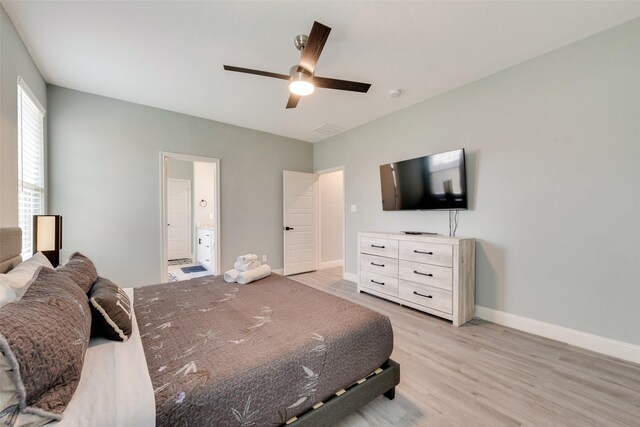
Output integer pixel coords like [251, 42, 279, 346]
[350, 204, 357, 213]
[262, 255, 268, 263]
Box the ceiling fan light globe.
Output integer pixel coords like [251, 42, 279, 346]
[289, 80, 314, 96]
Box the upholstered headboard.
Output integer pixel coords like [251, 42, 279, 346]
[0, 227, 22, 273]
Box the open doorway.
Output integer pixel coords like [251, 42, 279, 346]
[161, 152, 220, 283]
[317, 167, 344, 274]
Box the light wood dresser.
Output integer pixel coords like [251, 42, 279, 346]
[358, 232, 475, 326]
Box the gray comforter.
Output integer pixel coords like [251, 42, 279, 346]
[134, 273, 393, 426]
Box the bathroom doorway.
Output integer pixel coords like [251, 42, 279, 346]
[160, 152, 220, 282]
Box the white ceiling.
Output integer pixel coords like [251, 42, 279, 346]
[4, 1, 640, 143]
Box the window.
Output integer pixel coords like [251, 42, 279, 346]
[17, 78, 46, 258]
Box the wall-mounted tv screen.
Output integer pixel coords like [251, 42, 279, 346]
[379, 148, 467, 211]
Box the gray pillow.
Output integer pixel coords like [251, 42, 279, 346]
[56, 252, 98, 294]
[89, 277, 132, 342]
[0, 267, 91, 424]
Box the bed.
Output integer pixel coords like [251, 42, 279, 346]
[0, 227, 400, 426]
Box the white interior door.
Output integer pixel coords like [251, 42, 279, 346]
[283, 171, 318, 275]
[167, 179, 191, 260]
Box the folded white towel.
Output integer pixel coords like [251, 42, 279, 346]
[236, 264, 271, 285]
[223, 269, 239, 283]
[234, 260, 262, 272]
[237, 253, 258, 264]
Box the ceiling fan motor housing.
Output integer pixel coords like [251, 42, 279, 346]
[289, 65, 312, 78]
[288, 65, 314, 96]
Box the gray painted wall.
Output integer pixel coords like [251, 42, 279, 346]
[314, 19, 640, 345]
[0, 4, 47, 227]
[48, 86, 313, 286]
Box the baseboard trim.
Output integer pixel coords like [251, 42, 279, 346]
[475, 306, 640, 365]
[343, 272, 358, 283]
[273, 268, 284, 275]
[319, 259, 343, 270]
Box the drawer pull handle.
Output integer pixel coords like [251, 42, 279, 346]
[414, 270, 433, 277]
[371, 279, 385, 286]
[414, 250, 433, 255]
[371, 262, 385, 267]
[413, 291, 432, 299]
[371, 244, 386, 249]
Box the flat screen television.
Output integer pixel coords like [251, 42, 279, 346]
[379, 148, 467, 211]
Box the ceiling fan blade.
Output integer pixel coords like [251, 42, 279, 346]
[299, 21, 331, 74]
[223, 65, 290, 80]
[286, 94, 300, 109]
[313, 76, 371, 93]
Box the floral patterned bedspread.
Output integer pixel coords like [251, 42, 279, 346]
[134, 273, 393, 427]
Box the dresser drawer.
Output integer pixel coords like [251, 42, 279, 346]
[360, 254, 398, 277]
[360, 271, 398, 297]
[399, 241, 453, 267]
[360, 237, 399, 258]
[399, 280, 452, 314]
[399, 260, 452, 291]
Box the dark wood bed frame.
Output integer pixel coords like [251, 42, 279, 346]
[287, 359, 400, 426]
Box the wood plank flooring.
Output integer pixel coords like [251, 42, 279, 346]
[290, 267, 640, 426]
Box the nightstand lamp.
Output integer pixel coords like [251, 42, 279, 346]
[33, 215, 63, 267]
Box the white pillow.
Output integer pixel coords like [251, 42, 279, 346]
[0, 252, 53, 299]
[0, 283, 17, 308]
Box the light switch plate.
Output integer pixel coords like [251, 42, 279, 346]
[262, 255, 268, 263]
[350, 205, 357, 213]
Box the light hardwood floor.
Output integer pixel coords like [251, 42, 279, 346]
[290, 267, 640, 427]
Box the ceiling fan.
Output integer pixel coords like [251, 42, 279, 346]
[223, 21, 371, 109]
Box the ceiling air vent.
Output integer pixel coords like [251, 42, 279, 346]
[312, 123, 345, 136]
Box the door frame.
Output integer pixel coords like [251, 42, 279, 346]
[315, 166, 346, 277]
[166, 178, 192, 260]
[160, 152, 221, 282]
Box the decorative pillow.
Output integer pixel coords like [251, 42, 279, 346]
[89, 277, 132, 342]
[0, 267, 91, 425]
[56, 252, 98, 294]
[0, 252, 53, 300]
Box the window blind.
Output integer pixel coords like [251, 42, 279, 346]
[17, 79, 46, 258]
